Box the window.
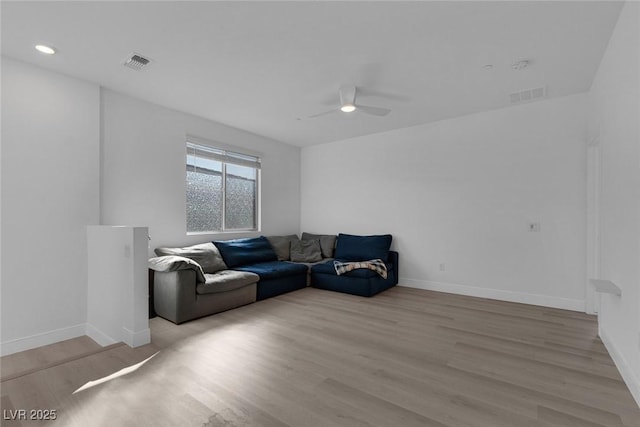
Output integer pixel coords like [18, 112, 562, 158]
[186, 138, 260, 233]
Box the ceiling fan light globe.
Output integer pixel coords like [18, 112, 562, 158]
[35, 44, 56, 54]
[340, 104, 356, 113]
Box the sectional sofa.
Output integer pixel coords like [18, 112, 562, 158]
[149, 233, 399, 324]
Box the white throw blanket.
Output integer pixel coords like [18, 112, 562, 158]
[333, 259, 387, 279]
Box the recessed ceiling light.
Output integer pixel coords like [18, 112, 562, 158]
[483, 64, 493, 70]
[340, 104, 356, 113]
[35, 44, 56, 55]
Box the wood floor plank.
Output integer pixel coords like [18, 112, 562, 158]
[440, 324, 619, 376]
[452, 342, 628, 390]
[2, 286, 639, 426]
[538, 405, 611, 427]
[316, 377, 449, 427]
[0, 395, 23, 427]
[0, 336, 117, 382]
[448, 348, 638, 413]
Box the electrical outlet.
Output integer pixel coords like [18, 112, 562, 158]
[528, 222, 541, 232]
[439, 263, 446, 272]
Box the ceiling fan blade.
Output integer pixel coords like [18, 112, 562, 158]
[308, 108, 338, 119]
[357, 104, 391, 116]
[356, 87, 410, 102]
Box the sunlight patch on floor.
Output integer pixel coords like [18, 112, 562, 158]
[73, 351, 160, 394]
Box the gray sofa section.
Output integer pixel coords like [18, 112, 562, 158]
[149, 243, 259, 324]
[153, 269, 257, 324]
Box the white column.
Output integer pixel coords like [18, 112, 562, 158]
[87, 226, 150, 347]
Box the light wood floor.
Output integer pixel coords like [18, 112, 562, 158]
[2, 287, 639, 427]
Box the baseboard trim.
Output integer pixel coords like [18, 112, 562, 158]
[0, 324, 86, 357]
[399, 278, 585, 312]
[1, 322, 148, 357]
[122, 327, 151, 348]
[85, 323, 119, 347]
[599, 325, 640, 408]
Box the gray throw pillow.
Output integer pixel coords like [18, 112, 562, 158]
[290, 239, 323, 263]
[266, 235, 300, 261]
[154, 242, 227, 274]
[301, 232, 337, 258]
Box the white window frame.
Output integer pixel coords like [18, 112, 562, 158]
[186, 136, 261, 234]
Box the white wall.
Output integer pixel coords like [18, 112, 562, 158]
[301, 94, 588, 311]
[100, 89, 301, 254]
[1, 58, 100, 355]
[589, 1, 640, 406]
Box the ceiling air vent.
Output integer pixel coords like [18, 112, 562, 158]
[124, 53, 152, 71]
[510, 87, 546, 104]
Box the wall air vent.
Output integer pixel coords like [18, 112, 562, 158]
[124, 53, 152, 71]
[510, 86, 546, 104]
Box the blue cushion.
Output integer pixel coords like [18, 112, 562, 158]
[213, 236, 278, 268]
[234, 261, 308, 280]
[333, 233, 392, 262]
[256, 274, 307, 300]
[311, 272, 396, 297]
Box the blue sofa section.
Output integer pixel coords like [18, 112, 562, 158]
[234, 261, 308, 300]
[333, 233, 393, 261]
[214, 237, 308, 301]
[214, 236, 278, 268]
[310, 234, 398, 297]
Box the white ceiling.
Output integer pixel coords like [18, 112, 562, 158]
[1, 1, 623, 147]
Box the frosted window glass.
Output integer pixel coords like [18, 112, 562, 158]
[225, 165, 257, 230]
[186, 171, 223, 232]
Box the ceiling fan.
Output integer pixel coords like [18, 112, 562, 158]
[309, 85, 391, 118]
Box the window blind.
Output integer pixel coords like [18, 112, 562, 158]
[186, 141, 261, 170]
